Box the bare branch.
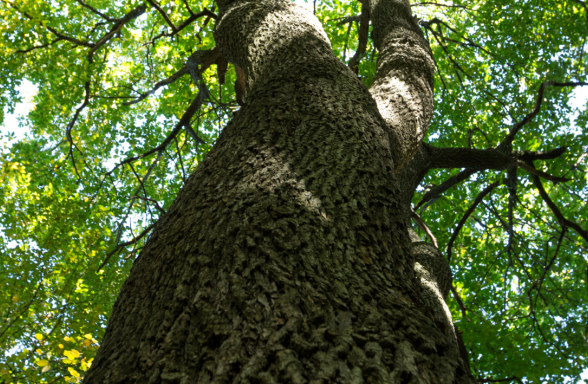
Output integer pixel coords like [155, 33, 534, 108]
[515, 147, 567, 162]
[75, 0, 117, 21]
[348, 3, 370, 72]
[447, 181, 500, 262]
[416, 168, 477, 210]
[526, 161, 588, 243]
[451, 285, 470, 322]
[412, 2, 467, 8]
[123, 48, 220, 106]
[122, 67, 188, 105]
[1, 0, 95, 47]
[181, 0, 194, 15]
[109, 91, 206, 174]
[88, 5, 148, 62]
[14, 37, 63, 54]
[500, 81, 588, 149]
[477, 376, 523, 384]
[147, 0, 178, 31]
[410, 209, 438, 247]
[517, 161, 572, 183]
[131, 196, 166, 214]
[65, 81, 91, 179]
[97, 222, 157, 271]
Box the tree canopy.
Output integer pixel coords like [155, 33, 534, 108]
[0, 0, 587, 382]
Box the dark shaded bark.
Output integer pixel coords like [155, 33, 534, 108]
[84, 1, 472, 383]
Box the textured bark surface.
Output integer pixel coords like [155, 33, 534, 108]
[84, 1, 473, 383]
[367, 0, 435, 171]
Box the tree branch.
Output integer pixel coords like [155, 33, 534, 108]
[499, 81, 588, 149]
[348, 3, 370, 73]
[416, 168, 477, 210]
[517, 161, 572, 183]
[14, 37, 63, 54]
[147, 0, 178, 31]
[88, 5, 148, 62]
[412, 2, 467, 8]
[425, 144, 511, 170]
[109, 91, 206, 175]
[477, 377, 522, 384]
[75, 0, 117, 22]
[410, 209, 438, 247]
[122, 48, 220, 106]
[97, 222, 157, 271]
[515, 147, 567, 162]
[526, 161, 588, 243]
[447, 181, 500, 262]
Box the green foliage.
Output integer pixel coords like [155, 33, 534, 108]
[0, 0, 586, 382]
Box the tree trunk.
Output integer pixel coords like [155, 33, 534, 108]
[84, 0, 473, 382]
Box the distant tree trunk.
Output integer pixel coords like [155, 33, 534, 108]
[84, 0, 473, 382]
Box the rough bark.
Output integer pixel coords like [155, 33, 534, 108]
[367, 0, 436, 172]
[84, 1, 472, 383]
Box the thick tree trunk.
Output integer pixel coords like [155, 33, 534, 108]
[84, 1, 472, 383]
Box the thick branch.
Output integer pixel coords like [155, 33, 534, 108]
[425, 144, 511, 170]
[515, 147, 567, 162]
[368, 0, 436, 170]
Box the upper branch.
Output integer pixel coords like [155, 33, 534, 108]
[75, 0, 118, 22]
[147, 0, 179, 32]
[348, 3, 370, 73]
[367, 0, 436, 171]
[499, 81, 588, 150]
[447, 181, 500, 262]
[526, 161, 588, 243]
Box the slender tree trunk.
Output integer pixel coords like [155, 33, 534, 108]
[84, 1, 473, 382]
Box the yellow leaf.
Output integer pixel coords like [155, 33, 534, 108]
[70, 349, 80, 358]
[84, 334, 92, 340]
[59, 344, 64, 349]
[36, 359, 49, 367]
[82, 339, 91, 347]
[68, 367, 80, 378]
[36, 349, 42, 354]
[64, 336, 71, 342]
[42, 364, 51, 373]
[63, 358, 72, 364]
[35, 333, 44, 341]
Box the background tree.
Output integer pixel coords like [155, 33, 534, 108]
[0, 0, 586, 382]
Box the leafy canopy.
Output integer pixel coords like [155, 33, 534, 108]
[0, 0, 587, 382]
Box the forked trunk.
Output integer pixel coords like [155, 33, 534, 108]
[84, 1, 473, 382]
